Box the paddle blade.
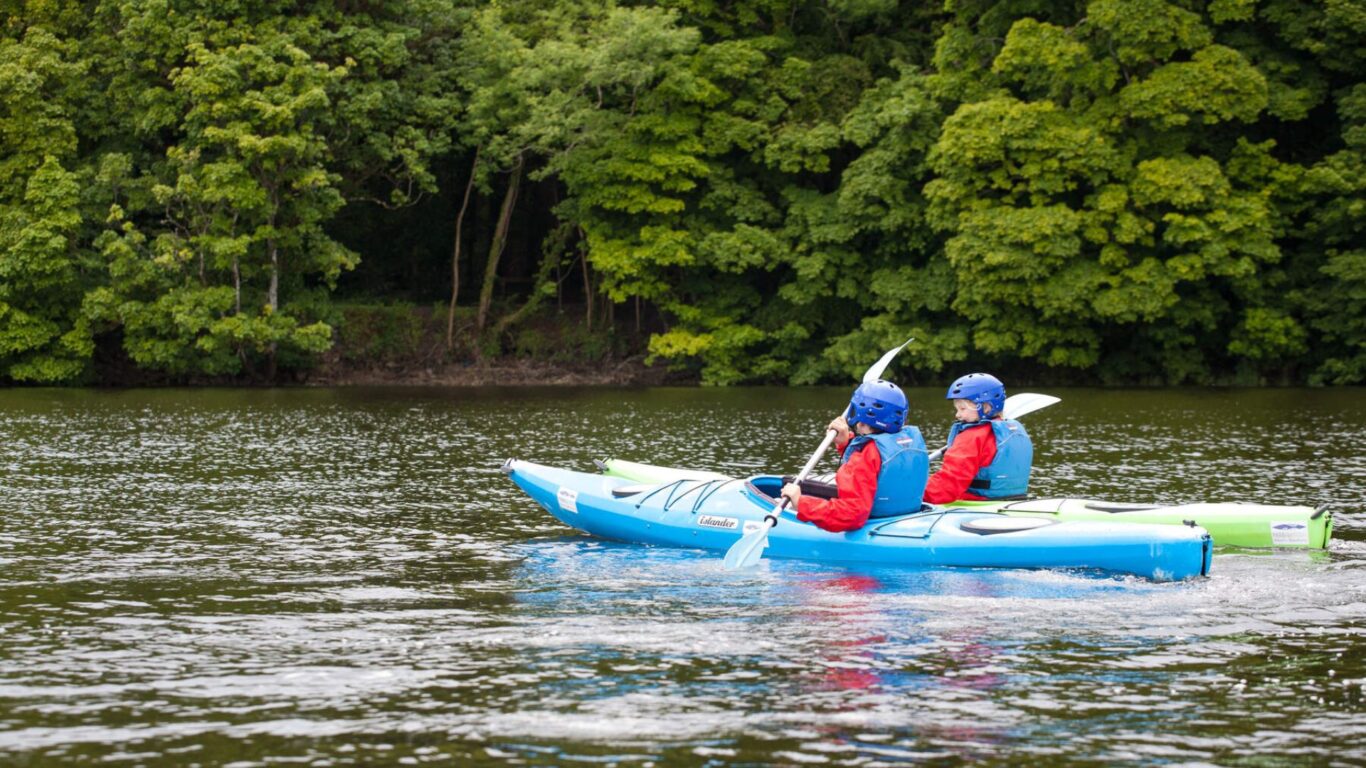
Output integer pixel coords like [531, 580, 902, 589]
[1002, 393, 1061, 420]
[863, 337, 915, 383]
[723, 523, 771, 570]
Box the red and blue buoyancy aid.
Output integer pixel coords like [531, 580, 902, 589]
[945, 418, 1033, 498]
[841, 426, 930, 517]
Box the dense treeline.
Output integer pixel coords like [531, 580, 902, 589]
[1, 0, 1361, 386]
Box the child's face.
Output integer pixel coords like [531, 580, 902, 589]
[854, 421, 875, 435]
[953, 398, 979, 422]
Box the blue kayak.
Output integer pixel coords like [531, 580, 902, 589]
[502, 460, 1213, 582]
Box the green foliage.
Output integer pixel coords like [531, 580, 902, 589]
[336, 303, 429, 364]
[1292, 83, 1366, 384]
[919, 1, 1320, 384]
[513, 317, 620, 363]
[0, 1, 464, 382]
[0, 25, 96, 383]
[1088, 0, 1211, 69]
[0, 28, 82, 200]
[99, 22, 357, 376]
[0, 156, 94, 382]
[1119, 46, 1268, 127]
[0, 0, 1361, 385]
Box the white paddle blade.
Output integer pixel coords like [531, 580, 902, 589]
[863, 337, 915, 383]
[1002, 393, 1060, 420]
[723, 524, 771, 570]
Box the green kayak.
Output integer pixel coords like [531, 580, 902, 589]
[596, 458, 1332, 549]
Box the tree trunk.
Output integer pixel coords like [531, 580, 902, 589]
[266, 236, 279, 381]
[493, 247, 561, 338]
[475, 155, 523, 334]
[266, 199, 279, 313]
[446, 147, 480, 352]
[579, 230, 593, 331]
[268, 243, 278, 311]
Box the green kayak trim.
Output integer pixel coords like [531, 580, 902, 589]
[597, 458, 1332, 550]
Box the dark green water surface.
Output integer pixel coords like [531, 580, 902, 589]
[1, 387, 1363, 766]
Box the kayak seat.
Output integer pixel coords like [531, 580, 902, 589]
[1084, 502, 1163, 513]
[959, 516, 1057, 535]
[781, 476, 838, 500]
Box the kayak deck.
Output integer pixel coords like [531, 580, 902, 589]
[948, 498, 1331, 549]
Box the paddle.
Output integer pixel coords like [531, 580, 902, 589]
[926, 392, 1060, 461]
[722, 337, 915, 570]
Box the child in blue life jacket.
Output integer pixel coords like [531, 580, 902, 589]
[778, 379, 929, 532]
[923, 373, 1033, 504]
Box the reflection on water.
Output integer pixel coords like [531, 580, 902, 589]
[0, 386, 1362, 765]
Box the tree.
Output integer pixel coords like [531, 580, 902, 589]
[600, 2, 951, 383]
[925, 1, 1287, 382]
[0, 28, 95, 382]
[452, 2, 705, 342]
[97, 25, 350, 378]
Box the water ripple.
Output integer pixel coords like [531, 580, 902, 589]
[0, 387, 1362, 766]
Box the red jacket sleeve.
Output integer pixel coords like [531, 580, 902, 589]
[923, 424, 997, 504]
[795, 441, 881, 532]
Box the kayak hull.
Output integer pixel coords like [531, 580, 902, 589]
[598, 458, 1331, 550]
[506, 459, 1213, 582]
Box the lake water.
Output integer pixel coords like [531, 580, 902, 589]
[1, 386, 1363, 766]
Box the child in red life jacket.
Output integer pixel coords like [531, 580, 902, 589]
[923, 373, 1033, 504]
[779, 379, 929, 533]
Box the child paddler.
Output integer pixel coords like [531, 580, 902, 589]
[779, 380, 929, 532]
[923, 373, 1034, 504]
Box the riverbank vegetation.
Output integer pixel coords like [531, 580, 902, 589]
[1, 0, 1361, 386]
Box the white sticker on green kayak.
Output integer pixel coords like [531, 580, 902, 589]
[1270, 521, 1309, 546]
[697, 515, 738, 531]
[557, 487, 578, 514]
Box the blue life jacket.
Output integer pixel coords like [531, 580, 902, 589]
[945, 418, 1033, 498]
[841, 426, 929, 517]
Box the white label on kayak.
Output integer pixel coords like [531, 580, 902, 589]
[1270, 521, 1308, 546]
[557, 487, 579, 514]
[697, 515, 739, 531]
[742, 520, 764, 534]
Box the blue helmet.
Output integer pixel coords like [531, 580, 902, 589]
[847, 379, 907, 433]
[946, 373, 1006, 419]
